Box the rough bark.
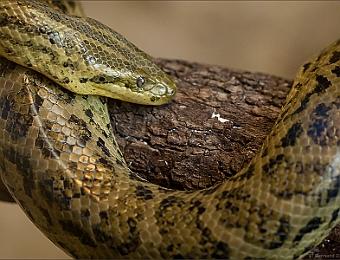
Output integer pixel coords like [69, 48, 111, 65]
[110, 58, 291, 190]
[0, 58, 339, 258]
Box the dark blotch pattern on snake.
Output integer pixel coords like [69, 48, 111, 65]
[1, 0, 340, 259]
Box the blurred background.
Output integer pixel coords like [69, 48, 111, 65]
[1, 1, 340, 258]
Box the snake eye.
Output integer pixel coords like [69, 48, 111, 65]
[136, 76, 146, 88]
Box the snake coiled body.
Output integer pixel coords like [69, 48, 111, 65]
[0, 1, 340, 259]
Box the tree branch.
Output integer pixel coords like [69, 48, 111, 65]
[110, 58, 291, 190]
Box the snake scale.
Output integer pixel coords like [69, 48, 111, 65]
[0, 0, 340, 259]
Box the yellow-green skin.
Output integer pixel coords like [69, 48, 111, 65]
[1, 0, 340, 259]
[0, 0, 177, 105]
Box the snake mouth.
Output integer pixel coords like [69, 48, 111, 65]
[124, 72, 177, 105]
[145, 80, 177, 98]
[87, 80, 176, 105]
[130, 80, 177, 105]
[82, 67, 177, 105]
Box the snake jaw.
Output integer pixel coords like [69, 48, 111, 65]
[87, 77, 177, 106]
[114, 67, 177, 105]
[142, 75, 177, 105]
[122, 80, 177, 105]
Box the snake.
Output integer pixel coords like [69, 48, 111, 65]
[0, 0, 340, 259]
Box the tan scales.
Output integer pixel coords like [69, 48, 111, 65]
[0, 0, 340, 259]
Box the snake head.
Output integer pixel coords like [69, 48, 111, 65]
[123, 66, 178, 105]
[83, 51, 178, 105]
[85, 64, 177, 106]
[0, 1, 177, 106]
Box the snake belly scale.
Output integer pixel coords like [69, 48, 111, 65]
[0, 0, 340, 259]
